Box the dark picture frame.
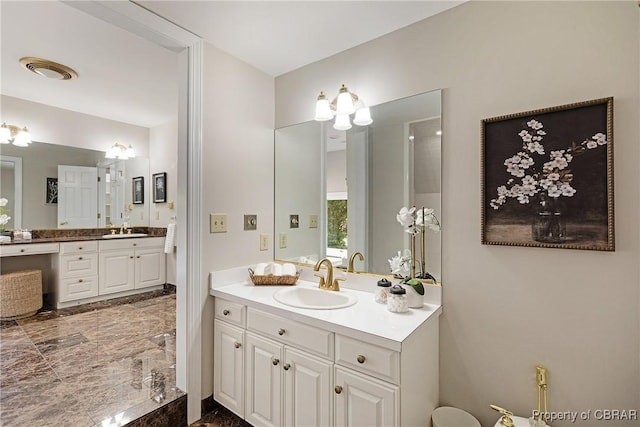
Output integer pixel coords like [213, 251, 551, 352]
[481, 97, 614, 251]
[132, 176, 144, 204]
[153, 172, 167, 203]
[46, 177, 58, 204]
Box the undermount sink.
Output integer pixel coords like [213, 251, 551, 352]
[273, 286, 357, 310]
[102, 233, 149, 239]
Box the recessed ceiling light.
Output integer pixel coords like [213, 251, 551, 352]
[19, 57, 78, 80]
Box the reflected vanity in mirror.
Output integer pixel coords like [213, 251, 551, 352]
[275, 90, 442, 281]
[0, 141, 150, 230]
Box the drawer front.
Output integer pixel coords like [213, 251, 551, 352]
[0, 242, 59, 257]
[335, 334, 400, 384]
[99, 237, 164, 251]
[247, 308, 333, 359]
[59, 241, 98, 255]
[215, 299, 245, 327]
[59, 275, 99, 302]
[60, 253, 98, 278]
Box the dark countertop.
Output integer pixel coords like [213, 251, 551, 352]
[0, 227, 167, 245]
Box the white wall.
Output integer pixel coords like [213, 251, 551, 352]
[201, 41, 274, 397]
[275, 2, 639, 426]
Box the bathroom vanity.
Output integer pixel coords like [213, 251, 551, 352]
[210, 269, 441, 427]
[1, 235, 166, 308]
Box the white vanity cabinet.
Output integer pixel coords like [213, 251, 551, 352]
[98, 237, 165, 295]
[57, 241, 99, 302]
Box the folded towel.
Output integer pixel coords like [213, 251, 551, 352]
[164, 223, 176, 254]
[264, 262, 283, 276]
[254, 262, 268, 275]
[0, 235, 10, 244]
[282, 263, 297, 276]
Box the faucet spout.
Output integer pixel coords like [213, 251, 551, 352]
[348, 252, 364, 273]
[313, 258, 334, 290]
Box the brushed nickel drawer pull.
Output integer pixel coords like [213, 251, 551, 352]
[223, 309, 230, 316]
[357, 355, 366, 364]
[277, 328, 285, 336]
[234, 342, 241, 349]
[272, 357, 279, 366]
[335, 386, 343, 394]
[283, 363, 291, 371]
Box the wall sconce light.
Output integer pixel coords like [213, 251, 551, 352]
[314, 84, 373, 131]
[105, 142, 135, 159]
[0, 122, 32, 147]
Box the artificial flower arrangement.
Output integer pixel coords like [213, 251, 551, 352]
[388, 206, 441, 295]
[0, 198, 11, 232]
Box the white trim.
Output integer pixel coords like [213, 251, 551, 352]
[0, 155, 22, 229]
[327, 191, 348, 200]
[63, 2, 204, 423]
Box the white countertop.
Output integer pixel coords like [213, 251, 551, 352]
[210, 277, 441, 352]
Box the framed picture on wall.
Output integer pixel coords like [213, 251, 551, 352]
[132, 176, 144, 204]
[46, 177, 58, 204]
[481, 97, 614, 251]
[153, 172, 167, 203]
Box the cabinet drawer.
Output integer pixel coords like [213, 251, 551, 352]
[247, 308, 333, 359]
[99, 237, 164, 251]
[335, 334, 400, 384]
[0, 242, 59, 257]
[215, 299, 246, 327]
[60, 253, 98, 278]
[59, 241, 98, 255]
[59, 275, 99, 302]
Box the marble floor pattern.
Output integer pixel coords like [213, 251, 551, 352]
[0, 290, 182, 427]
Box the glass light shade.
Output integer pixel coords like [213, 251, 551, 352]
[353, 106, 373, 126]
[333, 114, 352, 131]
[12, 128, 31, 147]
[125, 145, 135, 158]
[335, 87, 355, 115]
[0, 124, 11, 143]
[105, 147, 116, 159]
[314, 98, 333, 121]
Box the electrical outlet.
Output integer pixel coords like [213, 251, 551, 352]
[244, 214, 257, 231]
[210, 213, 227, 233]
[279, 232, 287, 248]
[290, 214, 299, 228]
[309, 214, 318, 228]
[260, 234, 269, 251]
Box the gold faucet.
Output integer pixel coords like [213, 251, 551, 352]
[347, 252, 364, 273]
[119, 224, 131, 234]
[313, 258, 344, 291]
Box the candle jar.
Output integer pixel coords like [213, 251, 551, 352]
[387, 285, 409, 313]
[375, 278, 392, 304]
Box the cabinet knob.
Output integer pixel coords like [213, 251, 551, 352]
[78, 279, 83, 283]
[223, 309, 230, 316]
[234, 342, 241, 349]
[79, 247, 83, 250]
[133, 243, 137, 246]
[283, 363, 291, 371]
[357, 355, 366, 364]
[79, 257, 83, 260]
[272, 357, 280, 366]
[137, 256, 140, 259]
[130, 256, 134, 259]
[20, 249, 25, 253]
[277, 328, 285, 336]
[335, 386, 343, 394]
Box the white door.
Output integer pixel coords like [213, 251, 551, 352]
[99, 249, 135, 295]
[245, 332, 283, 427]
[214, 320, 245, 418]
[283, 347, 332, 427]
[135, 248, 166, 289]
[58, 165, 98, 228]
[334, 366, 399, 427]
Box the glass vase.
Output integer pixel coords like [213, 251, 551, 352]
[532, 197, 566, 243]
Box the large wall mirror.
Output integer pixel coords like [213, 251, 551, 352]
[0, 142, 149, 230]
[275, 90, 442, 281]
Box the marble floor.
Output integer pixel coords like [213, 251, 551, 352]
[0, 289, 183, 427]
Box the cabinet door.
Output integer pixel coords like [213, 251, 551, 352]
[214, 320, 244, 418]
[334, 366, 399, 427]
[245, 332, 283, 427]
[99, 249, 135, 295]
[134, 247, 166, 289]
[283, 347, 332, 427]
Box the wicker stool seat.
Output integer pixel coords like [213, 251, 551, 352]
[0, 270, 43, 320]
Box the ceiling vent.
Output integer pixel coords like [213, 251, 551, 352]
[19, 57, 78, 80]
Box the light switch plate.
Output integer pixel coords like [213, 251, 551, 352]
[290, 214, 299, 229]
[309, 214, 318, 228]
[260, 234, 269, 251]
[210, 214, 227, 233]
[279, 232, 287, 248]
[244, 214, 257, 231]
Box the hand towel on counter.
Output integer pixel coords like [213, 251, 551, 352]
[282, 263, 297, 276]
[254, 263, 268, 275]
[164, 223, 176, 254]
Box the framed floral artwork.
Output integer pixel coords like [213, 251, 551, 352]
[132, 176, 144, 204]
[481, 97, 614, 251]
[153, 172, 167, 203]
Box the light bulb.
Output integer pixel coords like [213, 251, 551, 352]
[333, 114, 352, 131]
[314, 92, 333, 121]
[335, 85, 355, 115]
[12, 127, 31, 147]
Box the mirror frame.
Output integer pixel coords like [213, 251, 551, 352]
[0, 155, 23, 229]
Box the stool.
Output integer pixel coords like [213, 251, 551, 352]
[0, 270, 43, 320]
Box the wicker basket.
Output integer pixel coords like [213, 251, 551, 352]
[0, 270, 43, 320]
[248, 268, 299, 286]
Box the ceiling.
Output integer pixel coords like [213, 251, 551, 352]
[1, 1, 462, 129]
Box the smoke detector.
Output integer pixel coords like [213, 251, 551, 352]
[19, 57, 78, 80]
